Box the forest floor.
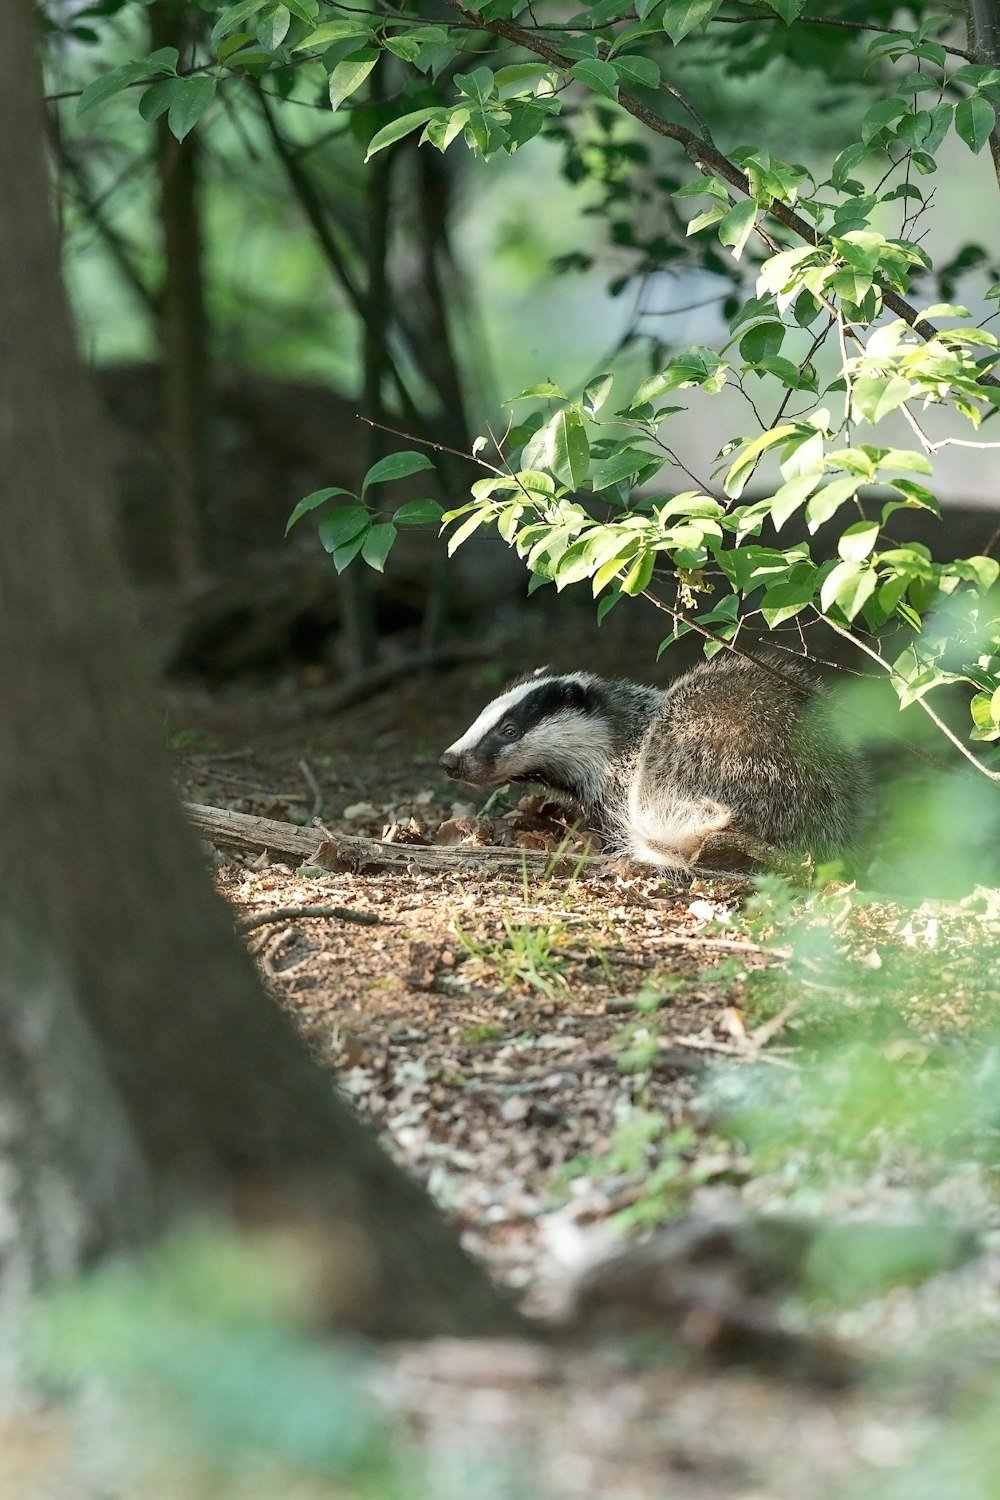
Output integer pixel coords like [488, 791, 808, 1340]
[163, 657, 1000, 1500]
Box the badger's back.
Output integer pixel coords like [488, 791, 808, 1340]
[631, 654, 866, 860]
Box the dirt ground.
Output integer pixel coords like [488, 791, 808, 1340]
[162, 657, 1000, 1500]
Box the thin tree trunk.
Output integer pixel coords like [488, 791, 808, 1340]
[149, 0, 213, 580]
[2, 0, 519, 1340]
[966, 0, 1000, 193]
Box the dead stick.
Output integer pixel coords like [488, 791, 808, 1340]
[236, 905, 381, 933]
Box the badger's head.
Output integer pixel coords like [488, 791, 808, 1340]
[438, 671, 612, 809]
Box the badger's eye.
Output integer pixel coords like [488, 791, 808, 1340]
[500, 722, 520, 741]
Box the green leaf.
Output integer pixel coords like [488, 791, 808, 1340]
[570, 58, 620, 101]
[687, 205, 727, 236]
[382, 34, 421, 62]
[454, 67, 496, 103]
[139, 78, 184, 123]
[769, 470, 820, 529]
[971, 693, 1000, 740]
[551, 410, 590, 489]
[362, 451, 435, 492]
[820, 559, 878, 619]
[621, 549, 656, 595]
[503, 382, 567, 403]
[851, 375, 916, 424]
[392, 500, 445, 525]
[77, 62, 149, 119]
[759, 579, 814, 625]
[760, 0, 805, 18]
[292, 18, 372, 49]
[493, 62, 555, 89]
[365, 108, 439, 162]
[663, 0, 721, 44]
[144, 47, 179, 74]
[805, 475, 862, 530]
[739, 321, 785, 363]
[718, 200, 757, 260]
[591, 447, 659, 490]
[211, 0, 268, 43]
[447, 508, 491, 556]
[328, 49, 378, 111]
[317, 505, 371, 550]
[167, 77, 216, 141]
[860, 97, 909, 144]
[583, 373, 614, 416]
[955, 95, 995, 154]
[612, 54, 660, 88]
[283, 0, 318, 23]
[361, 522, 397, 572]
[257, 4, 291, 51]
[285, 486, 355, 534]
[838, 520, 880, 562]
[724, 424, 799, 500]
[951, 555, 1000, 589]
[873, 447, 933, 475]
[331, 532, 368, 573]
[593, 547, 637, 595]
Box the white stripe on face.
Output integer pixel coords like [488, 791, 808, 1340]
[443, 677, 545, 757]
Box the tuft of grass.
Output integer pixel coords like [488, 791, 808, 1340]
[459, 1023, 504, 1045]
[455, 915, 573, 999]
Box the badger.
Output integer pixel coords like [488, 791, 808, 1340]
[438, 654, 868, 869]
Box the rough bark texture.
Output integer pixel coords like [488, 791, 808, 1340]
[0, 1, 519, 1340]
[966, 0, 1000, 192]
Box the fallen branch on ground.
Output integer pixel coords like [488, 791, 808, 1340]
[184, 801, 610, 877]
[236, 904, 381, 933]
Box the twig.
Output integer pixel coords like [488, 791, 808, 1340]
[236, 904, 381, 932]
[821, 613, 1000, 783]
[439, 0, 999, 386]
[299, 757, 323, 822]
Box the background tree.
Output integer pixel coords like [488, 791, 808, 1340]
[1, 0, 518, 1339]
[59, 0, 1000, 775]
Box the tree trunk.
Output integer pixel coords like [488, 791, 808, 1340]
[149, 0, 213, 581]
[966, 0, 1000, 193]
[2, 0, 519, 1340]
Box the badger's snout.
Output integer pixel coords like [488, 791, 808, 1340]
[438, 748, 461, 777]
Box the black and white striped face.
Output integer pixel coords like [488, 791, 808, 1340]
[438, 673, 612, 804]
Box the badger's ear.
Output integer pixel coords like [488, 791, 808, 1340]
[562, 678, 590, 711]
[531, 665, 551, 678]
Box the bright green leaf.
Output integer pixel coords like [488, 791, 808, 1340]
[551, 410, 590, 489]
[362, 451, 435, 492]
[211, 0, 268, 43]
[583, 373, 614, 415]
[365, 108, 439, 162]
[292, 18, 372, 49]
[820, 559, 878, 619]
[838, 520, 880, 562]
[718, 200, 757, 260]
[328, 49, 378, 111]
[393, 500, 445, 525]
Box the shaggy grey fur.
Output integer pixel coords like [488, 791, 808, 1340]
[439, 654, 868, 869]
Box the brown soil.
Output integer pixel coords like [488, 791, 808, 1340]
[159, 659, 999, 1500]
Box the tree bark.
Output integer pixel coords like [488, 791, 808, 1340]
[3, 0, 519, 1340]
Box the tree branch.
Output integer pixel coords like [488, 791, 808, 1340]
[439, 0, 1000, 388]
